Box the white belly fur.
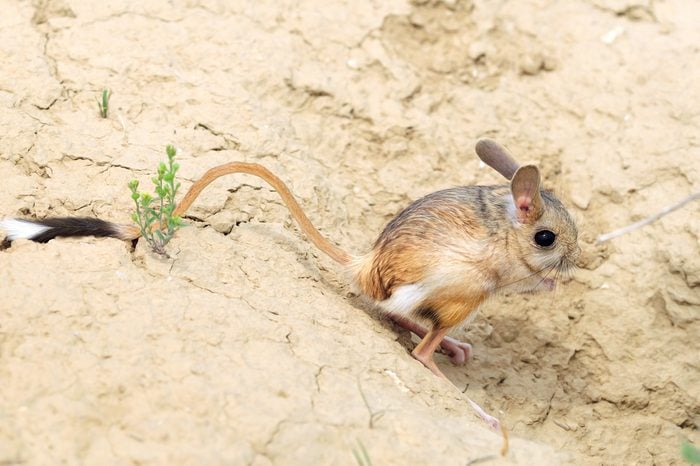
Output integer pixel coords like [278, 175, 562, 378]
[377, 283, 430, 317]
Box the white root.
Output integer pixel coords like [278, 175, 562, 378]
[596, 191, 700, 243]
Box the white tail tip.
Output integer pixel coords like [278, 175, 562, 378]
[0, 218, 52, 241]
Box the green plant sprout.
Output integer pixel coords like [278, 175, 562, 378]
[128, 145, 183, 255]
[683, 442, 700, 464]
[352, 440, 372, 466]
[97, 88, 111, 118]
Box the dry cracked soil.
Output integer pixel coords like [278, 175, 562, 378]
[0, 0, 698, 465]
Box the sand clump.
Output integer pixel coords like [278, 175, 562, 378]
[1, 0, 698, 464]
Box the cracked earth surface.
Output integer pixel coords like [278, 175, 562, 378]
[1, 0, 698, 464]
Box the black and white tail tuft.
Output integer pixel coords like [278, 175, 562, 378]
[0, 217, 129, 243]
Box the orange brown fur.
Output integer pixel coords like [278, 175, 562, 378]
[355, 189, 490, 301]
[421, 292, 487, 328]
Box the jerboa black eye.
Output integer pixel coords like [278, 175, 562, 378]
[534, 230, 556, 247]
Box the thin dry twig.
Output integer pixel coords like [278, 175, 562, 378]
[596, 191, 700, 243]
[465, 455, 497, 465]
[466, 398, 509, 456]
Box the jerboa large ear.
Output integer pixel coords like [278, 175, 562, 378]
[511, 165, 543, 224]
[475, 139, 520, 180]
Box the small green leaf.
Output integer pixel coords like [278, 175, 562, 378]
[352, 440, 372, 466]
[129, 141, 182, 255]
[98, 88, 110, 118]
[682, 442, 700, 464]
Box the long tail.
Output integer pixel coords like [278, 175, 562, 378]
[0, 162, 351, 265]
[174, 162, 351, 264]
[0, 217, 139, 243]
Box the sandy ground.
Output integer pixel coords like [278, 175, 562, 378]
[1, 0, 698, 464]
